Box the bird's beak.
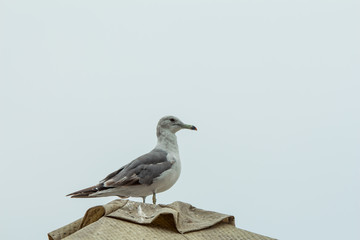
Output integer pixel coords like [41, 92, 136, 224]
[181, 124, 197, 131]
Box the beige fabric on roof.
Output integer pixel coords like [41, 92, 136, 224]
[48, 199, 275, 240]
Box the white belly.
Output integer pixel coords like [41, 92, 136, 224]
[152, 158, 181, 193]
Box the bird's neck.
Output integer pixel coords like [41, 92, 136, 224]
[156, 129, 179, 153]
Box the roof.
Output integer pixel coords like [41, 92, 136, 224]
[48, 199, 275, 240]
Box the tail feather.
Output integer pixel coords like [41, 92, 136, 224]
[66, 184, 102, 198]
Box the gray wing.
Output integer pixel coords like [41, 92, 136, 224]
[100, 149, 172, 187]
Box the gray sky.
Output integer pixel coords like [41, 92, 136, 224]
[1, 1, 359, 239]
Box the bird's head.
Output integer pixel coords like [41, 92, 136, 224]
[157, 116, 197, 136]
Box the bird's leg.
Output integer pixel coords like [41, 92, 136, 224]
[152, 192, 156, 205]
[142, 196, 146, 203]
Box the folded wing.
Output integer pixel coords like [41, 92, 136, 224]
[67, 149, 171, 198]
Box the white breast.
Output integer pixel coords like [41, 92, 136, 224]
[152, 153, 181, 194]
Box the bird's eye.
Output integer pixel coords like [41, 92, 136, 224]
[170, 118, 175, 122]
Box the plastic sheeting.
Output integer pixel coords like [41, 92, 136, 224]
[48, 199, 275, 240]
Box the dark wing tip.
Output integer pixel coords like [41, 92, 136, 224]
[66, 185, 99, 198]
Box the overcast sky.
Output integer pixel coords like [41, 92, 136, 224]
[1, 1, 359, 239]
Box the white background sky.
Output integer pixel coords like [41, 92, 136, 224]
[1, 1, 359, 239]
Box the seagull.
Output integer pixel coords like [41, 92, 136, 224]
[67, 115, 197, 204]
